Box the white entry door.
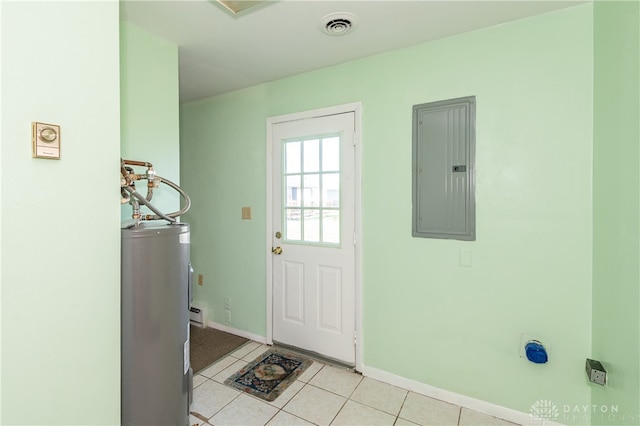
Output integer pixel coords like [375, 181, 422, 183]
[271, 110, 356, 365]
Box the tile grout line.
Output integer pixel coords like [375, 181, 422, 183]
[344, 376, 406, 419]
[327, 396, 349, 426]
[326, 371, 364, 425]
[277, 373, 313, 409]
[395, 390, 410, 425]
[207, 386, 243, 423]
[279, 366, 327, 423]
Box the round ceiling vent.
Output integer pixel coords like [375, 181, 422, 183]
[320, 12, 358, 36]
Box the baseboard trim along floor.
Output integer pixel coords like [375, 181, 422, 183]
[208, 321, 268, 345]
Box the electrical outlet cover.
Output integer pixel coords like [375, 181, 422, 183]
[519, 334, 551, 359]
[586, 358, 607, 385]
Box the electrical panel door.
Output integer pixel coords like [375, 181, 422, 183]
[412, 96, 475, 240]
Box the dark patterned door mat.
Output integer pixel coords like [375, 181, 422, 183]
[224, 348, 313, 401]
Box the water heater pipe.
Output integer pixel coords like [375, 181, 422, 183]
[121, 158, 191, 224]
[123, 186, 176, 223]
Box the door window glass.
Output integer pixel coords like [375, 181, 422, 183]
[283, 134, 341, 245]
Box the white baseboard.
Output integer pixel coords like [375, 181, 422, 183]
[207, 320, 267, 344]
[360, 365, 563, 426]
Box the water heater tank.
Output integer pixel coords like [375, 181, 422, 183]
[121, 223, 192, 426]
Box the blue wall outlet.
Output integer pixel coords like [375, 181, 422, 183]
[525, 340, 548, 364]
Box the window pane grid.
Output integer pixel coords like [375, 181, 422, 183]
[282, 133, 341, 246]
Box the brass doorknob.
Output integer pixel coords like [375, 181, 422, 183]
[272, 246, 283, 255]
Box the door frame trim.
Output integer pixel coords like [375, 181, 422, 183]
[266, 102, 363, 371]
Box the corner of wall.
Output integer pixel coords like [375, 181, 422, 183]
[120, 20, 181, 222]
[592, 1, 640, 424]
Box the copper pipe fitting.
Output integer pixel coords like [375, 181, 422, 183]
[122, 159, 154, 168]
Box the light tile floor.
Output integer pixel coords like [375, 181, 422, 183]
[190, 342, 519, 426]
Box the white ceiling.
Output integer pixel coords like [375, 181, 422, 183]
[121, 0, 585, 103]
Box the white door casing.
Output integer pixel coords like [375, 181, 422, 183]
[266, 103, 361, 367]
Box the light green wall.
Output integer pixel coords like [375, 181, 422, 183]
[592, 2, 640, 425]
[120, 22, 180, 224]
[0, 0, 4, 418]
[1, 2, 121, 424]
[181, 88, 270, 335]
[181, 5, 594, 420]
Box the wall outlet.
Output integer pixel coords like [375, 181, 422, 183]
[224, 296, 231, 309]
[586, 358, 607, 385]
[519, 334, 551, 359]
[224, 309, 231, 323]
[198, 274, 203, 286]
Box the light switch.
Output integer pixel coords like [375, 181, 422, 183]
[242, 206, 251, 220]
[32, 122, 61, 159]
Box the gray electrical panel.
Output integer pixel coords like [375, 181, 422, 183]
[412, 96, 476, 240]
